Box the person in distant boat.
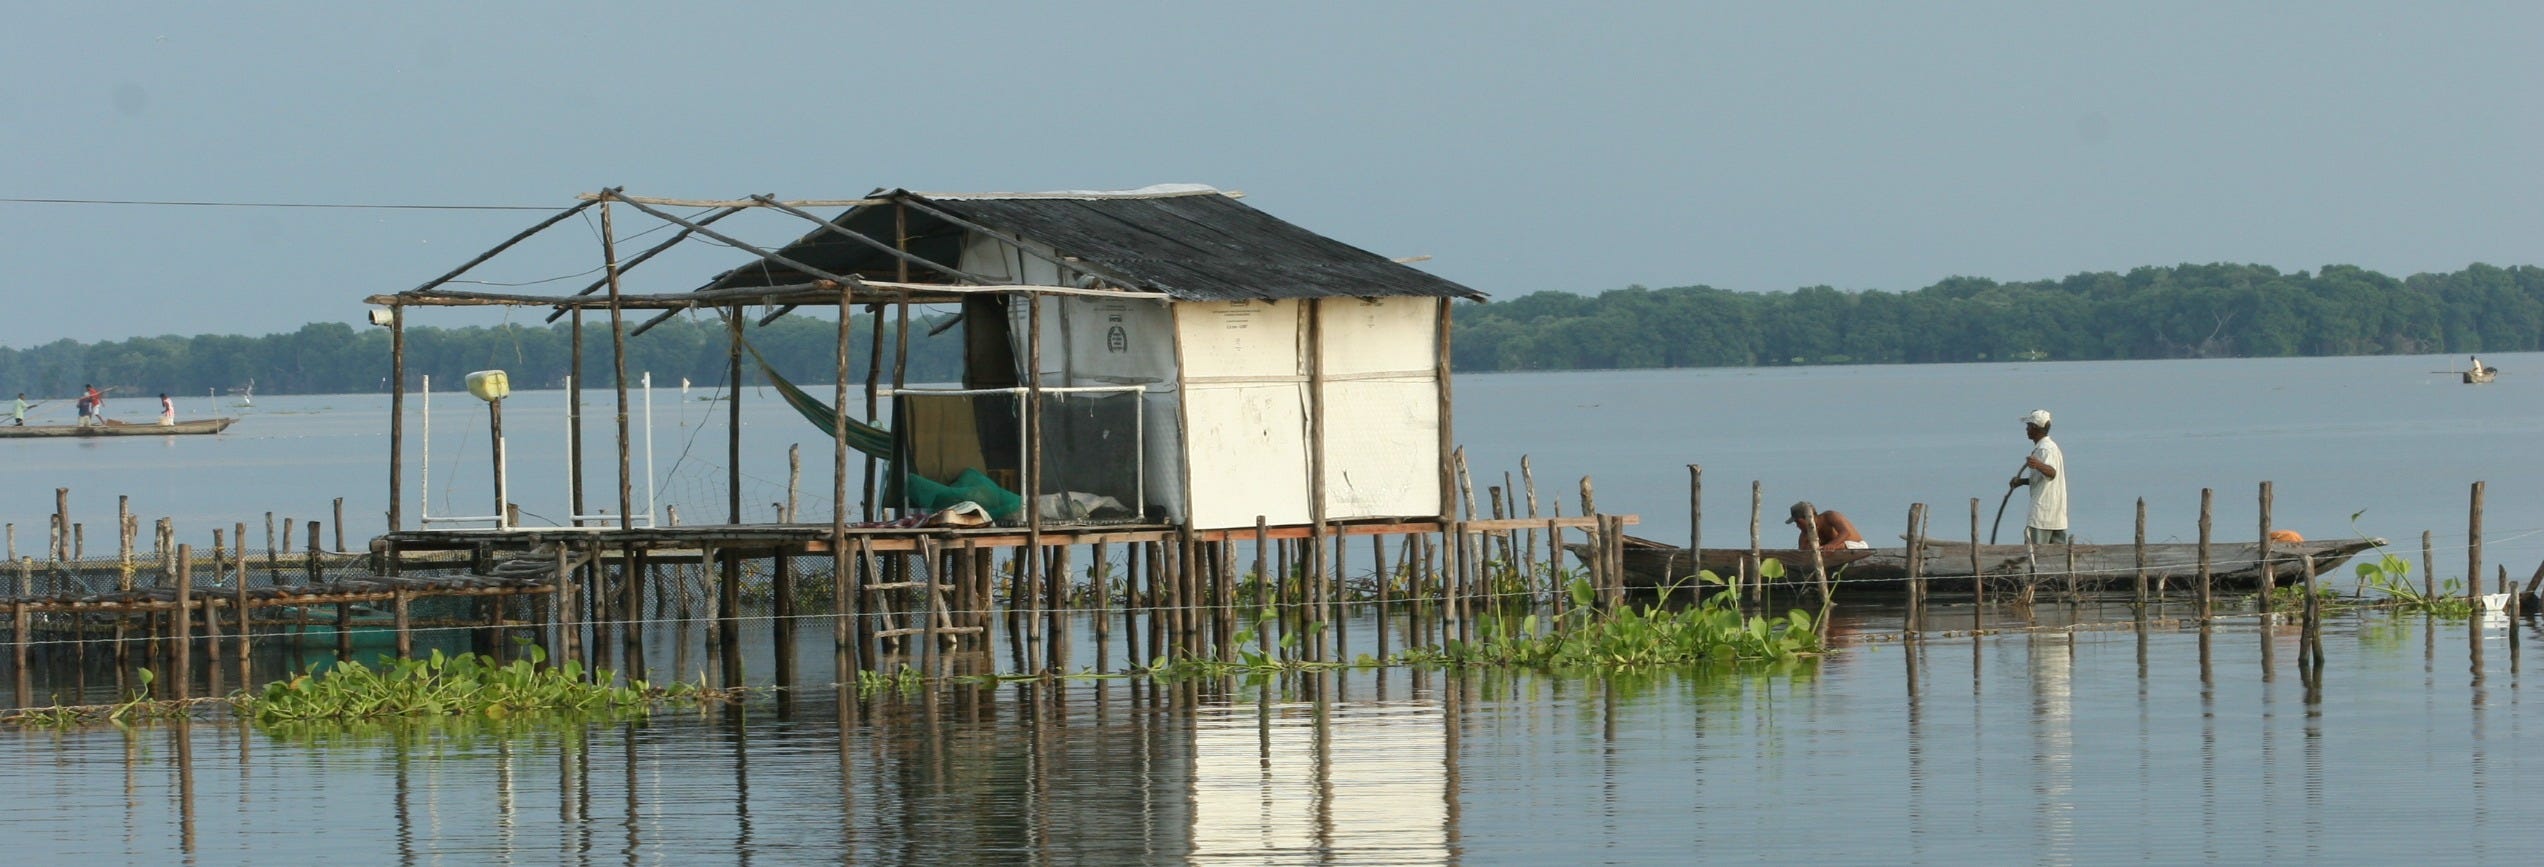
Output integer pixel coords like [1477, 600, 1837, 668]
[1786, 501, 1868, 550]
[11, 393, 25, 426]
[76, 384, 96, 426]
[2008, 409, 2068, 545]
[158, 393, 174, 426]
[2471, 355, 2490, 375]
[85, 384, 105, 424]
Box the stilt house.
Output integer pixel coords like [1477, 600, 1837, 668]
[370, 184, 1485, 535]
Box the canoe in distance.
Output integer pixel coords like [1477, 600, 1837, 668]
[1591, 534, 2387, 593]
[0, 417, 240, 438]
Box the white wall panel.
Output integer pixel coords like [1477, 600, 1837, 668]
[1317, 296, 1436, 376]
[1179, 299, 1303, 379]
[1181, 382, 1311, 529]
[1320, 377, 1441, 519]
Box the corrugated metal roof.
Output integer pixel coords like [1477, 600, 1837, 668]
[701, 187, 1486, 302]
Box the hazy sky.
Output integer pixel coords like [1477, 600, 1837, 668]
[5, 2, 2540, 348]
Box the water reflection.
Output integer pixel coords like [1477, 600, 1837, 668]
[1190, 690, 1447, 863]
[13, 610, 2544, 862]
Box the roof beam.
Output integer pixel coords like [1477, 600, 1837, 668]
[545, 202, 747, 323]
[609, 196, 875, 293]
[574, 193, 887, 208]
[403, 200, 596, 294]
[747, 194, 994, 286]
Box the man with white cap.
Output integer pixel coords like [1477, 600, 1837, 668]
[2007, 409, 2067, 545]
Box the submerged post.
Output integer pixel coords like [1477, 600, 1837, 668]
[1748, 482, 1764, 610]
[2257, 481, 2275, 613]
[1688, 464, 1702, 588]
[174, 545, 192, 701]
[2133, 499, 2148, 608]
[2468, 481, 2486, 601]
[2196, 488, 2213, 618]
[1968, 498, 1982, 624]
[1904, 502, 1926, 635]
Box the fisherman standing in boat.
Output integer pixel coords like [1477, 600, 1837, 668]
[2008, 409, 2068, 544]
[10, 393, 25, 426]
[1786, 501, 1868, 550]
[157, 392, 175, 426]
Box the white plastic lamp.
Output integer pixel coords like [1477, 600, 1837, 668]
[465, 370, 512, 529]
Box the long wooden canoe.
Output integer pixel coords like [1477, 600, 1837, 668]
[0, 417, 240, 438]
[1588, 534, 2386, 593]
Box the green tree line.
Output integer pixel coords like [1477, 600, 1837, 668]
[1453, 262, 2544, 369]
[6, 263, 2538, 399]
[0, 312, 967, 401]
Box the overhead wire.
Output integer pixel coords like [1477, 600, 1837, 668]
[0, 196, 554, 210]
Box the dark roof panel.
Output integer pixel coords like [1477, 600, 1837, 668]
[702, 188, 1485, 302]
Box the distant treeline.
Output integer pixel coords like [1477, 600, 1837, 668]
[1452, 263, 2544, 369]
[0, 313, 966, 400]
[6, 263, 2539, 398]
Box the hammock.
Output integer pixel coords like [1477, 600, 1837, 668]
[740, 340, 896, 460]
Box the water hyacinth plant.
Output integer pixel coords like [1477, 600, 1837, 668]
[239, 646, 693, 723]
[2355, 551, 2473, 618]
[1420, 570, 1822, 669]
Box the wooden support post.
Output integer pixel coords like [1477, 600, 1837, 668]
[1092, 541, 1111, 671]
[1371, 533, 1391, 660]
[623, 548, 646, 670]
[1544, 520, 1562, 611]
[2469, 481, 2486, 600]
[1221, 536, 1241, 655]
[233, 522, 250, 683]
[174, 545, 193, 701]
[2421, 530, 2436, 602]
[1969, 498, 1983, 631]
[394, 589, 413, 659]
[786, 444, 801, 523]
[2257, 482, 2275, 612]
[1312, 516, 1333, 666]
[333, 498, 346, 553]
[1904, 503, 1926, 635]
[773, 551, 796, 692]
[2301, 553, 2321, 665]
[2133, 499, 2149, 609]
[557, 544, 579, 670]
[1599, 514, 1625, 610]
[2196, 488, 2214, 619]
[833, 536, 853, 658]
[1144, 542, 1165, 664]
[1131, 541, 1152, 667]
[1255, 517, 1276, 660]
[920, 538, 942, 676]
[856, 537, 880, 666]
[1748, 482, 1764, 611]
[832, 267, 857, 670]
[1522, 456, 1543, 588]
[1051, 543, 1074, 671]
[718, 548, 742, 689]
[1688, 464, 1702, 589]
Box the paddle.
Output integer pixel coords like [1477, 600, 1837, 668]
[1989, 464, 2028, 545]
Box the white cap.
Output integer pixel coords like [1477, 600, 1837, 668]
[2021, 409, 2052, 427]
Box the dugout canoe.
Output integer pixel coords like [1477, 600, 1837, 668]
[1587, 534, 2386, 593]
[0, 417, 239, 438]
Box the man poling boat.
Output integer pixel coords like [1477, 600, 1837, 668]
[2004, 409, 2068, 546]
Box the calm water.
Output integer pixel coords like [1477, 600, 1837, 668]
[6, 354, 2543, 863]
